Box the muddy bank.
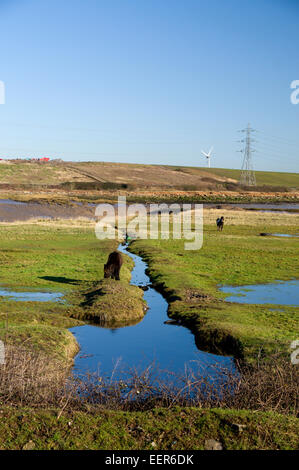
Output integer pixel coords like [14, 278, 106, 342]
[0, 200, 96, 222]
[1, 186, 299, 207]
[1, 197, 299, 223]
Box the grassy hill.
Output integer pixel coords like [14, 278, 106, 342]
[0, 161, 297, 191]
[193, 167, 299, 189]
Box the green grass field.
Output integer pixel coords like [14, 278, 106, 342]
[0, 210, 298, 362]
[0, 220, 145, 359]
[191, 167, 299, 188]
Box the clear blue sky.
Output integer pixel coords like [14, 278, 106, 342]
[0, 0, 298, 172]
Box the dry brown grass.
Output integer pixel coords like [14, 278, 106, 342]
[229, 356, 299, 415]
[0, 345, 70, 407]
[203, 208, 299, 226]
[0, 205, 297, 229]
[0, 346, 298, 416]
[0, 217, 95, 228]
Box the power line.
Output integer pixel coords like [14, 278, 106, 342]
[236, 128, 298, 172]
[255, 145, 297, 160]
[256, 138, 298, 154]
[256, 130, 299, 147]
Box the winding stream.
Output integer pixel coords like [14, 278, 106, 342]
[70, 244, 236, 382]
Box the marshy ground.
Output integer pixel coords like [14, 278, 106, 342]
[130, 209, 299, 361]
[0, 206, 298, 450]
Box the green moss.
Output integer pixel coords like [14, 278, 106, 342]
[70, 278, 146, 325]
[0, 323, 79, 363]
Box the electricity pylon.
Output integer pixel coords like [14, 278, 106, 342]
[238, 123, 256, 186]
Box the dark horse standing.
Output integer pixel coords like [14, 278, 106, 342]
[216, 216, 224, 231]
[104, 251, 123, 280]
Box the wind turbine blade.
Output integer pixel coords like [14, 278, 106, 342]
[208, 146, 214, 155]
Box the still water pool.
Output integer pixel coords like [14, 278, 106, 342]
[0, 287, 64, 302]
[220, 280, 299, 306]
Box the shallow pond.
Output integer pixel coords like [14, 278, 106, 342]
[271, 233, 299, 238]
[0, 287, 64, 302]
[227, 203, 299, 212]
[0, 199, 26, 205]
[70, 244, 235, 382]
[220, 279, 299, 306]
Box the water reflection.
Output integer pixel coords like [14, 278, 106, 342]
[220, 280, 299, 306]
[0, 287, 64, 302]
[70, 244, 236, 383]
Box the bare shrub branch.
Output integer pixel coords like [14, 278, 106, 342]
[0, 346, 298, 416]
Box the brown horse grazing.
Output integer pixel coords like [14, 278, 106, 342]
[216, 216, 224, 231]
[104, 251, 123, 280]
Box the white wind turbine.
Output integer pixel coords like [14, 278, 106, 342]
[201, 146, 214, 168]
